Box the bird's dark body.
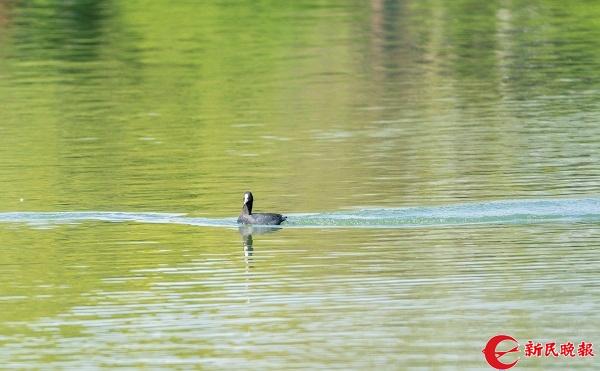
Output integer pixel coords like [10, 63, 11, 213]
[237, 212, 286, 225]
[237, 192, 287, 225]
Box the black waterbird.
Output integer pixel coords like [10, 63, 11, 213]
[237, 191, 287, 225]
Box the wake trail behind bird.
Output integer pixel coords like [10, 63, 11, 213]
[1, 198, 599, 229]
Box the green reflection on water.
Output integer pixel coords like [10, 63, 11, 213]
[1, 0, 600, 368]
[2, 0, 599, 213]
[1, 222, 599, 368]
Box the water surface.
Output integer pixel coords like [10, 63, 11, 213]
[1, 1, 600, 369]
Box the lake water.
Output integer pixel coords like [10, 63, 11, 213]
[1, 1, 600, 369]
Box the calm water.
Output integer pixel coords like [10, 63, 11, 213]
[1, 1, 600, 369]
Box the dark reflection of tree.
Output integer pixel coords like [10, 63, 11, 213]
[368, 0, 420, 98]
[6, 0, 146, 210]
[11, 1, 105, 62]
[445, 1, 499, 81]
[502, 2, 600, 109]
[8, 0, 142, 98]
[9, 0, 142, 83]
[0, 1, 11, 30]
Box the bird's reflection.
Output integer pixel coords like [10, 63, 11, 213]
[238, 225, 283, 304]
[239, 225, 283, 258]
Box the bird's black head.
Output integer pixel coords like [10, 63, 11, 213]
[242, 191, 253, 214]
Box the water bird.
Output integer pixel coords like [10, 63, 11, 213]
[237, 191, 287, 225]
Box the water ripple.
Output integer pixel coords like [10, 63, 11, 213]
[1, 197, 599, 229]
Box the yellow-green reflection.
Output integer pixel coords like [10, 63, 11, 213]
[1, 0, 600, 368]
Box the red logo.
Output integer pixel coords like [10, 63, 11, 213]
[483, 335, 594, 369]
[482, 334, 520, 370]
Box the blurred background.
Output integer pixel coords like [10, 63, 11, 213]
[1, 1, 599, 369]
[1, 0, 599, 215]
